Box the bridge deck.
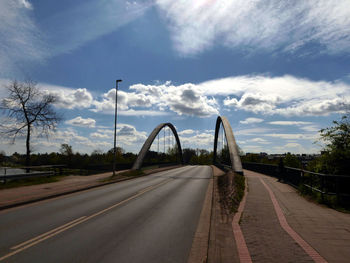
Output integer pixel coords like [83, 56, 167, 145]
[240, 170, 350, 263]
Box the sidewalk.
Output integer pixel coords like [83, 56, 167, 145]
[0, 166, 182, 210]
[241, 170, 350, 263]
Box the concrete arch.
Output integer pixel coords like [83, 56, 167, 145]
[132, 123, 183, 170]
[213, 116, 243, 174]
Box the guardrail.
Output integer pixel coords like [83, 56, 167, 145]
[242, 162, 350, 206]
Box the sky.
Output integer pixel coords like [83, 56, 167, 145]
[0, 0, 350, 155]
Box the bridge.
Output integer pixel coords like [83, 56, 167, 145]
[0, 116, 349, 263]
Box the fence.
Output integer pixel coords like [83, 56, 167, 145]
[242, 162, 350, 206]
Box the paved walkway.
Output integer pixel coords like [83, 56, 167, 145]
[240, 170, 350, 263]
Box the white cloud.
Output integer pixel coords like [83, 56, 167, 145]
[241, 145, 265, 153]
[180, 132, 214, 150]
[90, 132, 110, 139]
[240, 117, 264, 125]
[119, 110, 168, 116]
[269, 121, 312, 126]
[235, 127, 274, 136]
[66, 116, 96, 128]
[178, 129, 195, 135]
[38, 83, 93, 109]
[264, 133, 318, 140]
[250, 138, 271, 144]
[91, 124, 148, 147]
[5, 73, 350, 119]
[53, 88, 93, 109]
[284, 142, 302, 148]
[275, 98, 350, 116]
[130, 82, 219, 117]
[199, 75, 350, 116]
[91, 88, 168, 116]
[43, 124, 147, 153]
[0, 0, 46, 76]
[300, 125, 320, 132]
[273, 142, 320, 154]
[19, 0, 32, 9]
[92, 82, 219, 117]
[269, 121, 320, 132]
[155, 0, 350, 56]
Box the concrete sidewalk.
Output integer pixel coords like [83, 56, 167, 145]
[241, 169, 350, 263]
[0, 166, 182, 210]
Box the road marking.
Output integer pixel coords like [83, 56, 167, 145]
[11, 216, 87, 250]
[232, 176, 252, 263]
[259, 178, 328, 263]
[0, 178, 173, 262]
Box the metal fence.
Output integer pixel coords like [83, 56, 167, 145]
[242, 162, 350, 206]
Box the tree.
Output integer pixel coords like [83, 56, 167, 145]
[60, 144, 73, 156]
[182, 148, 196, 164]
[0, 150, 5, 164]
[283, 153, 301, 168]
[0, 80, 61, 167]
[318, 115, 350, 174]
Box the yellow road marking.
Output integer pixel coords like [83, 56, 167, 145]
[11, 216, 86, 250]
[0, 178, 173, 262]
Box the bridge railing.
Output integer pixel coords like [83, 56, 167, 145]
[242, 162, 350, 206]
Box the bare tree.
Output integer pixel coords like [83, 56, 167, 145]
[0, 80, 61, 166]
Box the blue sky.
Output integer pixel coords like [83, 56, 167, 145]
[1, 0, 350, 155]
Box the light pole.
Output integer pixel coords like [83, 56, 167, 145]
[113, 79, 122, 177]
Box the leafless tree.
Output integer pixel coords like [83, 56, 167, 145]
[0, 80, 61, 166]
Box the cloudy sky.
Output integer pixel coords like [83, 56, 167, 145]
[1, 0, 350, 155]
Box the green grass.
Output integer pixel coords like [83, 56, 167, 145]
[298, 184, 350, 213]
[102, 169, 145, 182]
[0, 176, 62, 190]
[119, 169, 145, 177]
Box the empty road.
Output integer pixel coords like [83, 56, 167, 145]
[0, 166, 212, 263]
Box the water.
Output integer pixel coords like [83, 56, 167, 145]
[0, 168, 35, 176]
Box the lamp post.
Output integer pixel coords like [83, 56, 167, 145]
[113, 79, 122, 177]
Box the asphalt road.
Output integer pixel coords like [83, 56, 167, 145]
[0, 165, 212, 263]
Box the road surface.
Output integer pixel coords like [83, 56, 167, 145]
[0, 166, 212, 263]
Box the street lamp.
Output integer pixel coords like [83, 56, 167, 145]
[113, 79, 122, 177]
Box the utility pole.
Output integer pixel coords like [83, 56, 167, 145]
[113, 79, 122, 177]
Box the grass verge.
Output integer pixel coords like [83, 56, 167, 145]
[298, 184, 350, 213]
[101, 169, 145, 182]
[0, 176, 61, 190]
[217, 171, 245, 214]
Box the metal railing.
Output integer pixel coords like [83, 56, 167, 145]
[242, 162, 350, 205]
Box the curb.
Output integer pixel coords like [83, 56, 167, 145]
[187, 168, 213, 263]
